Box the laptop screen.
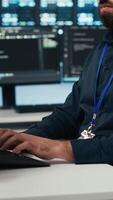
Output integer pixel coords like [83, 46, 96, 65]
[14, 83, 74, 106]
[0, 87, 3, 107]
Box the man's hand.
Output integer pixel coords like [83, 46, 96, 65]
[0, 128, 18, 148]
[0, 128, 74, 161]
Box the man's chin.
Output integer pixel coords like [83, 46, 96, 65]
[100, 13, 113, 29]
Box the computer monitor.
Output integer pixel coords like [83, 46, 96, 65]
[0, 86, 3, 107]
[0, 29, 62, 84]
[14, 82, 74, 112]
[0, 37, 40, 84]
[39, 0, 74, 26]
[0, 0, 39, 27]
[63, 26, 107, 78]
[76, 0, 102, 26]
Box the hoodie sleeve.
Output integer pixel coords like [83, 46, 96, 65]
[26, 80, 81, 140]
[71, 134, 113, 164]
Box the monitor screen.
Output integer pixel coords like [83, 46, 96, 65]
[0, 38, 40, 73]
[0, 0, 38, 27]
[63, 26, 107, 77]
[0, 86, 3, 107]
[14, 82, 73, 106]
[39, 0, 74, 26]
[76, 0, 102, 26]
[41, 31, 62, 70]
[0, 29, 62, 84]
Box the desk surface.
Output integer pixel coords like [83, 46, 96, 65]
[0, 164, 113, 200]
[0, 109, 51, 123]
[1, 110, 113, 200]
[0, 109, 51, 129]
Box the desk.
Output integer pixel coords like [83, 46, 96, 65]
[0, 109, 51, 129]
[0, 164, 113, 200]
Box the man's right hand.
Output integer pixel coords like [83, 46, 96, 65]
[0, 128, 74, 161]
[0, 128, 18, 149]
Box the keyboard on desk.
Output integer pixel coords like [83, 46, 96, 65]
[0, 150, 50, 169]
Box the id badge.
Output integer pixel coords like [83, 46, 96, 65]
[79, 129, 95, 140]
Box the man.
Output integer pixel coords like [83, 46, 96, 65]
[0, 0, 113, 164]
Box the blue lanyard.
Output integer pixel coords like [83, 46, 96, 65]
[91, 42, 113, 126]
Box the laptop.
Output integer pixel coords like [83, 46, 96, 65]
[14, 82, 74, 113]
[0, 150, 50, 169]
